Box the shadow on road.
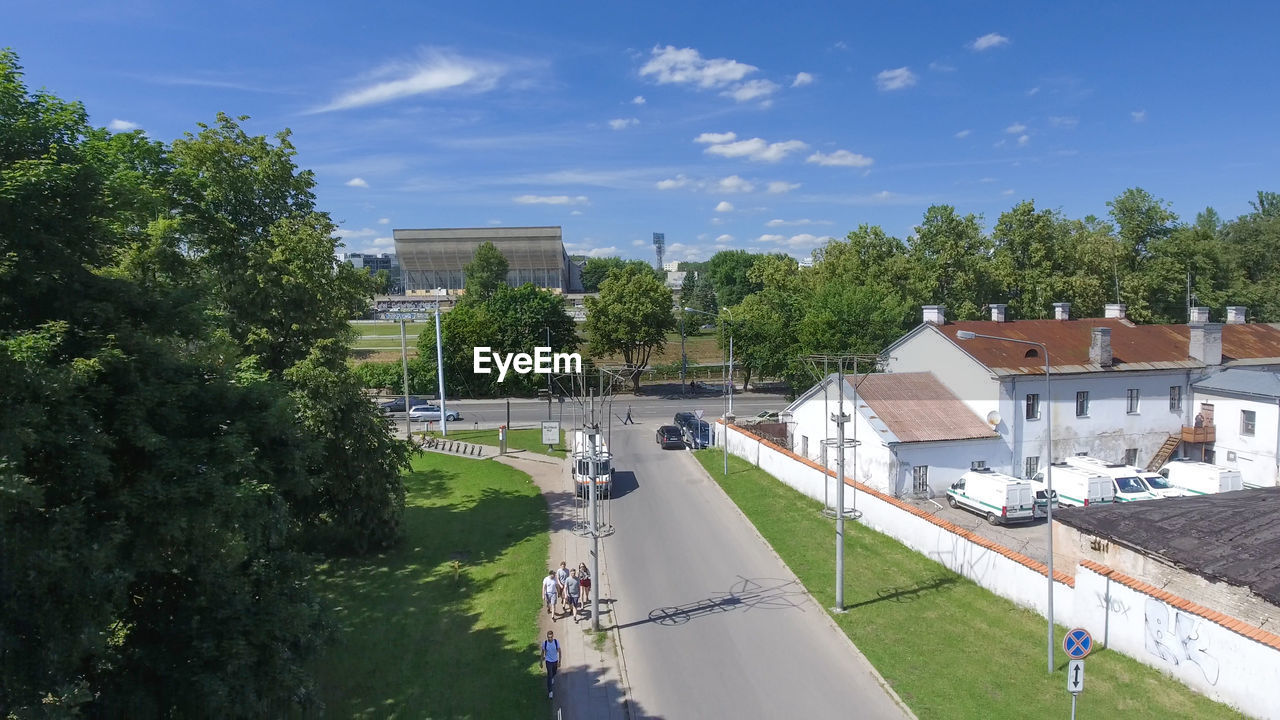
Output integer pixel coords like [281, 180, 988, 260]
[609, 470, 640, 499]
[617, 576, 809, 630]
[552, 664, 657, 720]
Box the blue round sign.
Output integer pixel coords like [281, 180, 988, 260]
[1064, 628, 1093, 659]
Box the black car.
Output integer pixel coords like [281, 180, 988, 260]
[656, 425, 685, 449]
[673, 411, 698, 432]
[378, 396, 426, 414]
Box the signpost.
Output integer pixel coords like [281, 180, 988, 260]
[541, 420, 560, 448]
[1064, 628, 1092, 719]
[694, 409, 704, 419]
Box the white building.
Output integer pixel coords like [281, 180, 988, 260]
[665, 270, 687, 290]
[784, 371, 1006, 496]
[663, 260, 682, 272]
[1192, 369, 1280, 489]
[877, 303, 1280, 484]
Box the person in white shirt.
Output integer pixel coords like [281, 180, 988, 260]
[555, 561, 570, 614]
[541, 570, 558, 616]
[542, 630, 560, 698]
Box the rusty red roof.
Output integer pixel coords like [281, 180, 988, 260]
[848, 372, 998, 443]
[933, 318, 1280, 374]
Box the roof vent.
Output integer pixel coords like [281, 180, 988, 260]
[922, 305, 945, 325]
[1053, 302, 1071, 320]
[1226, 306, 1247, 324]
[1189, 306, 1210, 324]
[1089, 327, 1113, 367]
[1104, 303, 1126, 319]
[1189, 323, 1223, 366]
[990, 304, 1007, 322]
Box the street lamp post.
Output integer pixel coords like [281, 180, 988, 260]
[956, 329, 1055, 674]
[684, 307, 733, 475]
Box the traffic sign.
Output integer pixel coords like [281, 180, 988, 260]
[694, 409, 705, 419]
[1064, 628, 1093, 659]
[1067, 659, 1085, 694]
[541, 421, 560, 446]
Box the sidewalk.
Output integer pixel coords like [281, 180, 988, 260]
[495, 452, 631, 720]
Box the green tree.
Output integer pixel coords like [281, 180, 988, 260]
[1107, 187, 1179, 265]
[907, 206, 994, 320]
[725, 255, 801, 390]
[585, 266, 676, 390]
[1221, 191, 1280, 320]
[705, 249, 766, 307]
[581, 256, 660, 292]
[464, 241, 510, 299]
[991, 201, 1070, 319]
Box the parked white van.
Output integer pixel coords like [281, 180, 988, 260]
[946, 469, 1035, 526]
[1032, 463, 1115, 508]
[1063, 456, 1160, 503]
[571, 429, 612, 497]
[1157, 459, 1244, 496]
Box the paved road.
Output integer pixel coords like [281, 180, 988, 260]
[600, 421, 910, 719]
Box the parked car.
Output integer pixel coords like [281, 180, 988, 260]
[1032, 463, 1114, 508]
[946, 468, 1036, 525]
[378, 396, 427, 414]
[408, 404, 462, 422]
[683, 419, 713, 449]
[1063, 457, 1159, 503]
[1158, 459, 1245, 494]
[674, 411, 698, 432]
[656, 425, 685, 449]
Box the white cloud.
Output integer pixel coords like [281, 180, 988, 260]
[570, 210, 584, 215]
[1002, 189, 1015, 196]
[108, 118, 140, 132]
[970, 33, 1010, 51]
[656, 174, 692, 190]
[715, 234, 734, 243]
[694, 131, 738, 144]
[608, 117, 639, 130]
[875, 66, 917, 91]
[954, 129, 972, 139]
[766, 218, 829, 227]
[346, 177, 370, 188]
[806, 149, 874, 168]
[488, 219, 503, 225]
[1131, 109, 1147, 123]
[338, 227, 378, 238]
[1017, 134, 1030, 146]
[702, 136, 808, 163]
[632, 95, 646, 105]
[710, 217, 724, 225]
[791, 72, 814, 87]
[755, 232, 831, 248]
[1026, 86, 1040, 96]
[717, 175, 755, 193]
[766, 180, 800, 194]
[978, 177, 997, 183]
[715, 201, 735, 213]
[632, 238, 647, 246]
[1005, 123, 1027, 134]
[756, 233, 787, 243]
[377, 217, 390, 224]
[928, 61, 956, 72]
[640, 45, 757, 89]
[513, 194, 590, 205]
[313, 50, 505, 112]
[1049, 116, 1079, 129]
[586, 246, 617, 257]
[667, 242, 708, 260]
[722, 78, 779, 103]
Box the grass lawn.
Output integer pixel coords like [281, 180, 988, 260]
[423, 427, 567, 457]
[311, 453, 550, 718]
[691, 450, 1244, 720]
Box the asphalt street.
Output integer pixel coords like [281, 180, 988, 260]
[598, 420, 910, 719]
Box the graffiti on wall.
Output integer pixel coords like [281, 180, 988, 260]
[1144, 598, 1220, 685]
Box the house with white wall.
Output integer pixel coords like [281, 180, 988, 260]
[875, 303, 1280, 485]
[784, 371, 1007, 496]
[1192, 369, 1280, 489]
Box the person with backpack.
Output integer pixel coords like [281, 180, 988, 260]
[542, 630, 560, 698]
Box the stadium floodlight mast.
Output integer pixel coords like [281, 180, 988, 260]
[956, 329, 1055, 674]
[683, 306, 733, 475]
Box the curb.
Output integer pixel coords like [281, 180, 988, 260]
[690, 453, 918, 720]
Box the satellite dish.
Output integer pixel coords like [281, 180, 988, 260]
[986, 410, 1002, 427]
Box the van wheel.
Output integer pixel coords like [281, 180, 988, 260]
[986, 513, 1000, 526]
[947, 496, 958, 508]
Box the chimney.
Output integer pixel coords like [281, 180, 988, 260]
[1089, 327, 1113, 367]
[1226, 306, 1247, 324]
[1104, 303, 1126, 319]
[1189, 323, 1223, 366]
[1189, 306, 1210, 324]
[990, 304, 1007, 322]
[1053, 302, 1071, 320]
[922, 305, 946, 325]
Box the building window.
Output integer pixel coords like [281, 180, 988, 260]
[1025, 393, 1040, 420]
[1242, 410, 1257, 437]
[1025, 456, 1039, 479]
[1124, 448, 1139, 466]
[1204, 448, 1216, 464]
[912, 466, 929, 494]
[1169, 386, 1182, 412]
[1127, 389, 1140, 414]
[1076, 391, 1090, 417]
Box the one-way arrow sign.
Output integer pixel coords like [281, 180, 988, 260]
[1067, 659, 1085, 694]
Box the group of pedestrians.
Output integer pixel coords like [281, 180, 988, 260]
[539, 561, 594, 698]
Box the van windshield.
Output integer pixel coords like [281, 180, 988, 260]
[1115, 476, 1147, 494]
[1142, 474, 1173, 490]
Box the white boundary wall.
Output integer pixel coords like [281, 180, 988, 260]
[717, 422, 1279, 719]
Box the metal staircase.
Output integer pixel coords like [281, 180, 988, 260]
[1147, 434, 1181, 471]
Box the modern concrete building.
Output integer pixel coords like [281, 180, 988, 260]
[393, 226, 582, 295]
[339, 252, 402, 293]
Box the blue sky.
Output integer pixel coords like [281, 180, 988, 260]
[10, 1, 1280, 261]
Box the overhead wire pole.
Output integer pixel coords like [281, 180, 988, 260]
[399, 318, 412, 442]
[435, 300, 448, 437]
[683, 306, 733, 473]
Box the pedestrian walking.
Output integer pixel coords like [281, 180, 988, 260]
[577, 562, 591, 604]
[542, 630, 560, 698]
[623, 405, 634, 424]
[541, 570, 558, 616]
[556, 561, 570, 614]
[565, 570, 582, 622]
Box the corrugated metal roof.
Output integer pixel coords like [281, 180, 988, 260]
[1194, 368, 1280, 399]
[847, 372, 999, 443]
[1054, 488, 1280, 607]
[938, 318, 1280, 375]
